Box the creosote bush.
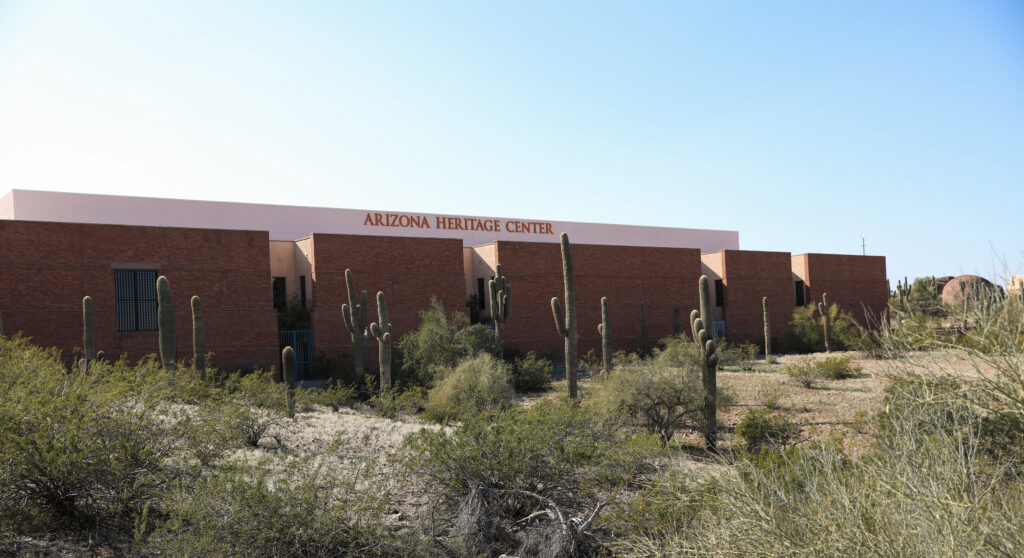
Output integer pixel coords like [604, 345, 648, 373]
[511, 350, 553, 392]
[424, 353, 514, 421]
[146, 459, 425, 557]
[786, 354, 861, 388]
[733, 408, 800, 453]
[397, 296, 493, 387]
[404, 399, 659, 518]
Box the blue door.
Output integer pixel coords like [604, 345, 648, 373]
[278, 329, 313, 380]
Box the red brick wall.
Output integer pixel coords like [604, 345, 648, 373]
[0, 220, 278, 370]
[307, 234, 465, 362]
[493, 241, 702, 358]
[796, 253, 888, 326]
[717, 250, 794, 344]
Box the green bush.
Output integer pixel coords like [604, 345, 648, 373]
[616, 373, 1024, 556]
[146, 459, 425, 557]
[734, 408, 800, 453]
[652, 335, 702, 368]
[786, 355, 861, 388]
[396, 296, 493, 387]
[369, 386, 427, 418]
[423, 353, 514, 421]
[716, 341, 760, 370]
[511, 351, 552, 392]
[589, 360, 733, 444]
[783, 303, 867, 353]
[403, 399, 659, 518]
[0, 339, 182, 532]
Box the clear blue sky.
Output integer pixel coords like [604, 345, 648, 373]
[1, 1, 1022, 285]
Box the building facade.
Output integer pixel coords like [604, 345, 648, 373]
[0, 190, 888, 373]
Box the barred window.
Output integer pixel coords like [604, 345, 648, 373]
[115, 269, 159, 332]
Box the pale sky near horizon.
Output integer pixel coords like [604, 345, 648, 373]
[1, 1, 1022, 286]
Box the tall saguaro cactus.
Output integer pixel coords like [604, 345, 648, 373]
[370, 291, 393, 391]
[342, 269, 369, 380]
[598, 297, 612, 375]
[282, 346, 296, 418]
[818, 293, 832, 353]
[157, 276, 176, 371]
[191, 295, 206, 376]
[640, 301, 650, 356]
[762, 296, 771, 357]
[690, 275, 720, 451]
[551, 233, 578, 399]
[489, 264, 511, 359]
[82, 296, 94, 371]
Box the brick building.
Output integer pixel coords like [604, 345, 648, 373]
[0, 190, 888, 371]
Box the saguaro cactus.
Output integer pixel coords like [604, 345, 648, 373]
[701, 276, 714, 339]
[282, 346, 296, 418]
[690, 275, 720, 451]
[762, 296, 771, 357]
[551, 232, 579, 399]
[82, 296, 94, 371]
[489, 264, 511, 359]
[157, 276, 176, 371]
[370, 291, 393, 391]
[818, 293, 832, 353]
[598, 297, 612, 375]
[640, 301, 650, 356]
[191, 295, 206, 376]
[342, 269, 369, 380]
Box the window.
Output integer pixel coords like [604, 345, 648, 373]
[115, 269, 158, 332]
[477, 278, 486, 310]
[714, 279, 724, 307]
[299, 275, 307, 309]
[273, 277, 287, 312]
[795, 280, 805, 306]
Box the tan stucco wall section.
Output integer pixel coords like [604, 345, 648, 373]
[468, 243, 498, 318]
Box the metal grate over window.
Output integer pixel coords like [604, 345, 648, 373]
[115, 269, 159, 332]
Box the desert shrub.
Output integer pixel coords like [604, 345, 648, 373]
[616, 374, 1024, 556]
[369, 386, 427, 418]
[783, 303, 867, 353]
[734, 408, 800, 453]
[511, 351, 552, 392]
[423, 353, 514, 422]
[221, 368, 288, 410]
[755, 382, 785, 410]
[146, 459, 425, 557]
[786, 355, 860, 388]
[403, 399, 659, 519]
[397, 296, 493, 387]
[589, 360, 734, 444]
[0, 339, 181, 532]
[652, 335, 702, 368]
[716, 341, 760, 370]
[305, 378, 358, 411]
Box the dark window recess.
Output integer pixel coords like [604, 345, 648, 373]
[477, 278, 486, 310]
[299, 275, 307, 309]
[714, 279, 725, 307]
[115, 269, 159, 332]
[795, 281, 806, 306]
[273, 277, 287, 312]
